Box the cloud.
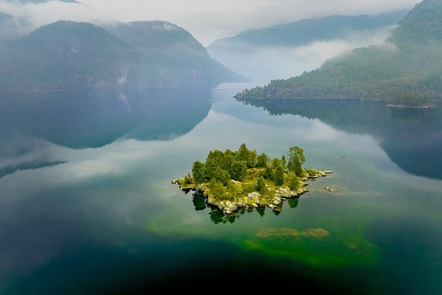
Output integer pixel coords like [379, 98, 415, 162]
[292, 25, 396, 65]
[0, 0, 115, 37]
[77, 0, 418, 45]
[208, 25, 397, 82]
[0, 0, 418, 45]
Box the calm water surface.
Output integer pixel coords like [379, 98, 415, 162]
[0, 83, 441, 294]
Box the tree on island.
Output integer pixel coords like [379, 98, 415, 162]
[174, 143, 331, 216]
[190, 143, 301, 187]
[287, 146, 305, 176]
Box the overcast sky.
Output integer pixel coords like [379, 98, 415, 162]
[78, 0, 420, 45]
[1, 0, 420, 45]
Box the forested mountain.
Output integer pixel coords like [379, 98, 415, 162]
[235, 0, 442, 107]
[389, 0, 442, 45]
[207, 10, 407, 81]
[0, 20, 245, 92]
[209, 11, 406, 49]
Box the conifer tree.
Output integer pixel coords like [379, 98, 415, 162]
[287, 146, 305, 176]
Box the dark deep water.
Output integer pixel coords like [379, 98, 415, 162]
[0, 83, 441, 294]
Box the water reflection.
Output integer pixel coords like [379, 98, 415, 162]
[0, 87, 212, 149]
[237, 99, 442, 179]
[189, 190, 299, 224]
[1, 84, 441, 294]
[0, 87, 212, 178]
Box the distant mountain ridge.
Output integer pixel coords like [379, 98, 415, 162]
[209, 10, 407, 48]
[235, 0, 442, 106]
[0, 20, 245, 92]
[207, 10, 408, 82]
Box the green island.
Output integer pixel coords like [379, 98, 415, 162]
[172, 143, 332, 215]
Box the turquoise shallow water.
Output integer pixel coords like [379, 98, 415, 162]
[0, 83, 441, 294]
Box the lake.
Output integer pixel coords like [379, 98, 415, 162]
[0, 83, 441, 294]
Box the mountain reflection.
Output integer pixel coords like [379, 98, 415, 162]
[238, 99, 442, 180]
[0, 87, 212, 179]
[0, 87, 212, 149]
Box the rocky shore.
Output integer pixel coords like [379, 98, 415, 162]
[173, 169, 332, 215]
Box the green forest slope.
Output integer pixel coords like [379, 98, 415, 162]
[235, 0, 442, 107]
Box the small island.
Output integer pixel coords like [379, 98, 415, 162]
[172, 143, 332, 215]
[386, 93, 437, 109]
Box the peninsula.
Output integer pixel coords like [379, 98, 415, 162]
[172, 143, 332, 215]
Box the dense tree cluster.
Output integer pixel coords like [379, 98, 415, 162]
[187, 143, 305, 198]
[390, 92, 432, 107]
[175, 143, 331, 218]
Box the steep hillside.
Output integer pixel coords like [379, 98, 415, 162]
[389, 0, 442, 45]
[234, 0, 442, 107]
[0, 20, 244, 92]
[208, 11, 407, 81]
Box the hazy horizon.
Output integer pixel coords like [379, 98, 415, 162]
[0, 0, 423, 83]
[0, 0, 419, 46]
